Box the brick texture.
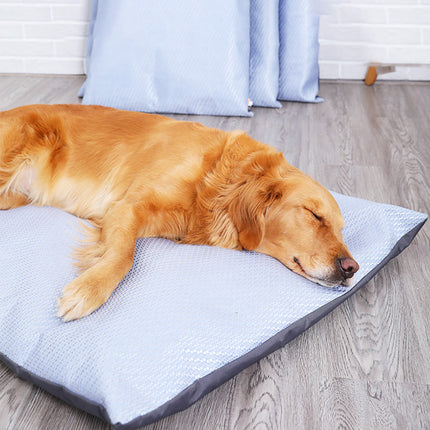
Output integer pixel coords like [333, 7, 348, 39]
[0, 0, 428, 80]
[0, 0, 90, 74]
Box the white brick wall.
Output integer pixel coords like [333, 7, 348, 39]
[0, 0, 429, 80]
[0, 0, 90, 74]
[320, 0, 430, 80]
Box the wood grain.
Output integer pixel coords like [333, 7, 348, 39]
[0, 76, 429, 429]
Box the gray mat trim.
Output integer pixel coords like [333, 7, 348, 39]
[1, 218, 426, 429]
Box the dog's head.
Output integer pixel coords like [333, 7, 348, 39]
[228, 141, 359, 287]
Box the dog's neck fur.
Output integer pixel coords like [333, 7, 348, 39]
[184, 131, 286, 250]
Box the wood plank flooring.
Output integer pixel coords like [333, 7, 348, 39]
[0, 76, 429, 430]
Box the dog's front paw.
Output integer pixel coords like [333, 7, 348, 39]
[57, 278, 109, 322]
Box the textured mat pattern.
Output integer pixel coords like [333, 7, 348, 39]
[80, 0, 322, 114]
[82, 0, 251, 116]
[278, 0, 322, 102]
[0, 193, 426, 428]
[249, 0, 281, 108]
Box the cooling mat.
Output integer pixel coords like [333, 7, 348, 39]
[80, 0, 251, 116]
[79, 0, 323, 113]
[278, 0, 322, 102]
[0, 192, 426, 429]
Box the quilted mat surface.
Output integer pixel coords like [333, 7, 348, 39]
[0, 192, 426, 428]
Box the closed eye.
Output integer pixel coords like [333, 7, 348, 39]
[312, 212, 322, 221]
[306, 209, 322, 221]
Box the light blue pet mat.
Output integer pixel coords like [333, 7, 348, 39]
[278, 0, 322, 103]
[80, 0, 322, 114]
[0, 192, 426, 429]
[81, 0, 252, 116]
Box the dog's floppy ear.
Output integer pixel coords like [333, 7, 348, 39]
[229, 178, 282, 250]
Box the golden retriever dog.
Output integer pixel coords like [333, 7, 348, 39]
[0, 104, 359, 321]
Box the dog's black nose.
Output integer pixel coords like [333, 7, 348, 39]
[338, 257, 359, 279]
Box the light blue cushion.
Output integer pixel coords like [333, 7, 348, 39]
[77, 0, 97, 98]
[0, 193, 426, 428]
[278, 0, 322, 102]
[82, 0, 251, 116]
[249, 0, 281, 108]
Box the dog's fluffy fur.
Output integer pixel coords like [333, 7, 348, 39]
[0, 104, 358, 321]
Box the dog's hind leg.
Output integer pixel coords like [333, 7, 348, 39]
[0, 157, 35, 209]
[0, 192, 29, 209]
[0, 172, 31, 208]
[57, 203, 139, 321]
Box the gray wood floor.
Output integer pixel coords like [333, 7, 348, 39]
[0, 76, 429, 430]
